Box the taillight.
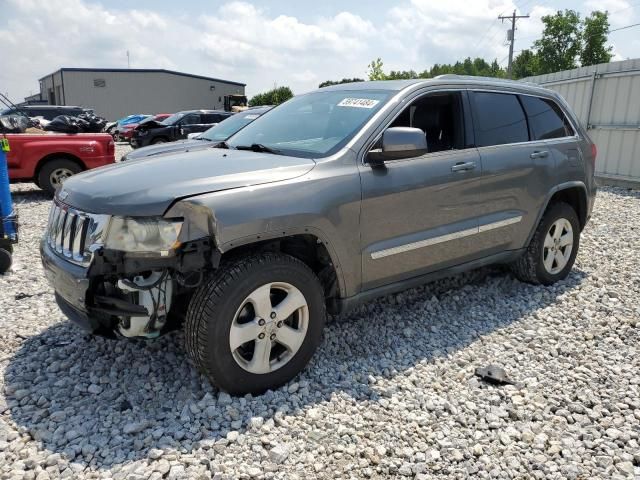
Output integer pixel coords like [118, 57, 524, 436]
[590, 143, 597, 168]
[108, 139, 115, 155]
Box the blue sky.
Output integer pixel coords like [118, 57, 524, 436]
[2, 0, 639, 103]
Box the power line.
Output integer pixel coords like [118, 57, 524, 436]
[609, 22, 640, 33]
[473, 1, 530, 58]
[499, 10, 530, 78]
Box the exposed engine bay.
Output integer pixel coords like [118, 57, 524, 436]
[116, 271, 173, 338]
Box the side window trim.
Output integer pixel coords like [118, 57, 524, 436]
[517, 94, 534, 142]
[460, 90, 475, 149]
[359, 87, 470, 164]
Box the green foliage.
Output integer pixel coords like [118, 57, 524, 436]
[248, 86, 294, 107]
[367, 58, 387, 80]
[512, 49, 541, 79]
[534, 9, 583, 74]
[368, 57, 507, 81]
[581, 11, 613, 66]
[358, 10, 612, 87]
[386, 70, 419, 80]
[318, 78, 365, 88]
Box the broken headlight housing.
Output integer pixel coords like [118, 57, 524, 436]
[104, 217, 183, 256]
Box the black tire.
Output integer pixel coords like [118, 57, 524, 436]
[0, 248, 12, 274]
[185, 252, 326, 395]
[37, 158, 82, 195]
[511, 202, 580, 285]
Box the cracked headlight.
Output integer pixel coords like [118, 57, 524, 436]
[105, 217, 183, 255]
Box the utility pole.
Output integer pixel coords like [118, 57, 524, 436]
[126, 50, 130, 69]
[499, 10, 529, 78]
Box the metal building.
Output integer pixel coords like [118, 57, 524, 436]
[523, 58, 640, 186]
[36, 68, 246, 121]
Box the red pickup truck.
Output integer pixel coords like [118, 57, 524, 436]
[6, 133, 115, 194]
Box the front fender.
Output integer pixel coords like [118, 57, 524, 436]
[164, 160, 363, 298]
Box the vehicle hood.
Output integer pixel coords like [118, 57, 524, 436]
[60, 149, 316, 216]
[124, 139, 208, 160]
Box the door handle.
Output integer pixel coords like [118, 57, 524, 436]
[530, 150, 549, 159]
[451, 161, 476, 172]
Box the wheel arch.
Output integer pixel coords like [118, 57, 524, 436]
[34, 153, 85, 182]
[219, 230, 346, 311]
[526, 181, 588, 246]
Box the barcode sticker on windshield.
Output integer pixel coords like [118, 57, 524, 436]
[244, 114, 259, 119]
[337, 98, 380, 109]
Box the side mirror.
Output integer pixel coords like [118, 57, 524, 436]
[367, 127, 428, 165]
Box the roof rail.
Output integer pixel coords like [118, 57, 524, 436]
[433, 74, 545, 88]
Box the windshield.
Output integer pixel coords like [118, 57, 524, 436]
[200, 110, 266, 142]
[226, 90, 392, 158]
[161, 113, 184, 125]
[120, 115, 148, 126]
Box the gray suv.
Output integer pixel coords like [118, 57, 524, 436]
[40, 76, 596, 394]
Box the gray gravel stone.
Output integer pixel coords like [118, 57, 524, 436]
[1, 179, 639, 479]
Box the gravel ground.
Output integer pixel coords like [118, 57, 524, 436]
[1, 152, 639, 479]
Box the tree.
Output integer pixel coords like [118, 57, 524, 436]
[318, 78, 364, 88]
[386, 70, 418, 80]
[367, 58, 386, 80]
[367, 57, 506, 81]
[512, 49, 541, 79]
[581, 11, 613, 66]
[248, 86, 293, 107]
[534, 9, 582, 74]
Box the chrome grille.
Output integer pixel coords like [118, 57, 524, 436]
[46, 202, 110, 266]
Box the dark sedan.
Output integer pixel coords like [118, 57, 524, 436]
[122, 107, 272, 161]
[130, 110, 232, 149]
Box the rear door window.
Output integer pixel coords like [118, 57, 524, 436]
[181, 114, 201, 125]
[471, 92, 529, 147]
[520, 95, 574, 140]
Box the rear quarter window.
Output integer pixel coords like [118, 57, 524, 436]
[519, 95, 574, 140]
[471, 92, 529, 147]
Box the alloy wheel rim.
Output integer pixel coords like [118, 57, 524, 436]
[542, 218, 573, 274]
[50, 168, 74, 187]
[229, 282, 309, 374]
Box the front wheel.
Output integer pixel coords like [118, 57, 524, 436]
[185, 253, 326, 395]
[511, 202, 580, 285]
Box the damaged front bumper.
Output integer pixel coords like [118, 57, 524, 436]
[40, 237, 218, 338]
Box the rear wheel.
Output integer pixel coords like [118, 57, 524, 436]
[38, 158, 82, 195]
[511, 202, 580, 285]
[185, 253, 325, 395]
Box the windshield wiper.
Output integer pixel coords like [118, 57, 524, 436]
[212, 140, 230, 148]
[234, 143, 281, 154]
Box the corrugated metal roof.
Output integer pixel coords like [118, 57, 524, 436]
[39, 68, 246, 87]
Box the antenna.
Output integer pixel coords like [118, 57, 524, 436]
[127, 50, 131, 69]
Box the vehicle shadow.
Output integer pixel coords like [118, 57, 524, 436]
[9, 186, 50, 205]
[3, 266, 588, 470]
